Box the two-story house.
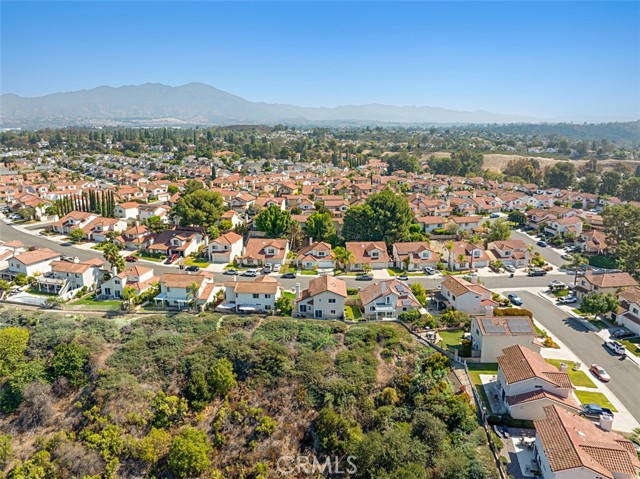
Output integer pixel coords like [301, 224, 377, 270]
[497, 345, 580, 420]
[470, 314, 541, 362]
[50, 211, 98, 236]
[534, 405, 640, 479]
[100, 265, 157, 299]
[114, 202, 141, 221]
[574, 272, 638, 299]
[359, 279, 421, 319]
[487, 240, 530, 268]
[221, 276, 280, 313]
[544, 216, 583, 237]
[296, 242, 335, 270]
[154, 272, 218, 310]
[576, 229, 608, 255]
[114, 225, 154, 250]
[7, 248, 61, 278]
[207, 231, 244, 264]
[37, 258, 104, 294]
[440, 275, 497, 314]
[416, 216, 447, 234]
[137, 204, 169, 223]
[345, 241, 390, 271]
[240, 238, 289, 267]
[295, 275, 347, 319]
[616, 286, 640, 336]
[442, 241, 489, 271]
[392, 242, 438, 271]
[146, 229, 204, 258]
[446, 215, 483, 233]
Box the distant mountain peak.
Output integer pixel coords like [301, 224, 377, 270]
[0, 82, 542, 129]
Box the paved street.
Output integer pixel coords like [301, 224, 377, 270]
[513, 290, 640, 423]
[510, 229, 565, 267]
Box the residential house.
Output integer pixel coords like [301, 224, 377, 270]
[616, 287, 640, 336]
[574, 272, 638, 299]
[534, 405, 640, 479]
[360, 279, 421, 319]
[50, 211, 98, 235]
[221, 210, 243, 228]
[100, 265, 157, 299]
[296, 242, 335, 270]
[207, 231, 244, 264]
[7, 248, 61, 277]
[392, 242, 438, 271]
[146, 229, 205, 258]
[345, 241, 390, 271]
[38, 259, 104, 294]
[577, 230, 608, 255]
[416, 216, 447, 233]
[470, 314, 541, 362]
[138, 204, 169, 222]
[447, 215, 483, 233]
[442, 241, 490, 271]
[295, 275, 347, 319]
[544, 216, 583, 237]
[114, 225, 153, 250]
[440, 275, 498, 314]
[240, 238, 289, 267]
[154, 272, 217, 310]
[85, 217, 128, 242]
[487, 240, 530, 268]
[114, 202, 141, 220]
[221, 276, 280, 313]
[497, 345, 580, 420]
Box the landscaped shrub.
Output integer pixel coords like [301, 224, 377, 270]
[398, 309, 421, 322]
[495, 307, 533, 319]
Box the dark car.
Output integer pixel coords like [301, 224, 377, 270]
[527, 268, 547, 277]
[580, 403, 614, 418]
[355, 274, 373, 281]
[281, 272, 297, 279]
[125, 256, 138, 263]
[537, 240, 548, 247]
[185, 265, 200, 272]
[507, 293, 523, 306]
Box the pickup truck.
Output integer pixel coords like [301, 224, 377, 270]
[579, 403, 614, 419]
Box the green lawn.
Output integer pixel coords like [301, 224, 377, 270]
[345, 305, 363, 320]
[136, 253, 165, 263]
[182, 257, 211, 267]
[438, 329, 465, 352]
[575, 390, 618, 412]
[588, 255, 619, 269]
[620, 337, 640, 355]
[545, 359, 597, 388]
[70, 297, 122, 310]
[467, 363, 499, 413]
[282, 291, 295, 300]
[551, 289, 570, 298]
[91, 243, 109, 251]
[300, 270, 318, 275]
[27, 287, 58, 297]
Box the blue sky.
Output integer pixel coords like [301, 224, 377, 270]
[1, 1, 639, 120]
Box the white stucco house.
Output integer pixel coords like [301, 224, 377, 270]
[470, 314, 541, 363]
[295, 275, 347, 319]
[207, 231, 244, 264]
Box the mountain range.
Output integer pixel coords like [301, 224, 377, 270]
[0, 82, 544, 129]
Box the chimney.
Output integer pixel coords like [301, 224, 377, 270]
[559, 362, 568, 373]
[470, 276, 478, 284]
[295, 283, 300, 298]
[112, 266, 117, 277]
[135, 220, 140, 227]
[485, 306, 494, 317]
[599, 414, 614, 431]
[309, 237, 313, 246]
[73, 256, 80, 263]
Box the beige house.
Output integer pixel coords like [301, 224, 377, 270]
[575, 272, 638, 299]
[534, 405, 640, 479]
[114, 202, 140, 220]
[296, 242, 335, 270]
[207, 231, 244, 264]
[470, 315, 541, 362]
[240, 238, 289, 267]
[497, 345, 580, 420]
[45, 259, 104, 292]
[440, 275, 498, 315]
[359, 279, 421, 319]
[441, 241, 489, 271]
[295, 275, 347, 319]
[487, 240, 530, 268]
[392, 242, 438, 271]
[616, 286, 640, 336]
[345, 241, 390, 271]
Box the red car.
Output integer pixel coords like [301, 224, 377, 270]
[590, 364, 611, 382]
[125, 256, 138, 263]
[165, 253, 179, 264]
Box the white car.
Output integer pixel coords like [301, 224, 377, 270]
[242, 269, 258, 277]
[605, 340, 626, 356]
[558, 295, 578, 304]
[504, 265, 516, 273]
[273, 264, 281, 272]
[8, 214, 21, 220]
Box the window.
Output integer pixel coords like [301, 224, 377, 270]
[330, 310, 336, 315]
[264, 294, 271, 298]
[253, 293, 259, 299]
[370, 306, 375, 311]
[300, 305, 307, 313]
[115, 280, 120, 285]
[328, 298, 336, 304]
[318, 298, 322, 303]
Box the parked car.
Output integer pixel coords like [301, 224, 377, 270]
[611, 329, 634, 339]
[165, 254, 179, 264]
[273, 264, 281, 272]
[558, 295, 578, 304]
[61, 255, 75, 262]
[537, 240, 548, 247]
[527, 268, 547, 277]
[589, 364, 611, 382]
[423, 267, 436, 275]
[548, 280, 565, 289]
[8, 213, 21, 220]
[242, 269, 258, 277]
[561, 254, 574, 260]
[604, 340, 626, 355]
[398, 274, 408, 281]
[125, 256, 138, 263]
[224, 269, 239, 275]
[280, 272, 296, 279]
[185, 265, 200, 272]
[580, 403, 614, 418]
[490, 213, 500, 218]
[507, 293, 523, 306]
[355, 274, 373, 281]
[504, 265, 516, 273]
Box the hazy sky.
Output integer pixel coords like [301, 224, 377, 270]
[1, 1, 639, 120]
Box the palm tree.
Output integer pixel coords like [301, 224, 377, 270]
[457, 253, 466, 271]
[188, 282, 200, 310]
[527, 244, 535, 268]
[333, 246, 355, 272]
[444, 241, 455, 270]
[565, 253, 588, 288]
[122, 285, 137, 312]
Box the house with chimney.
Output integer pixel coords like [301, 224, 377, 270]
[497, 345, 580, 420]
[295, 275, 347, 319]
[440, 275, 498, 314]
[470, 315, 541, 362]
[145, 229, 204, 258]
[534, 405, 640, 479]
